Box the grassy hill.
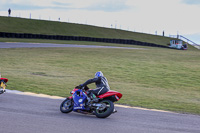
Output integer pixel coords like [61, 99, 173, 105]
[0, 16, 174, 47]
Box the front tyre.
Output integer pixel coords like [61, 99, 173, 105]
[0, 90, 5, 95]
[60, 98, 73, 113]
[94, 100, 114, 118]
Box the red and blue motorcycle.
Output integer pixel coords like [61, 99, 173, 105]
[60, 86, 122, 118]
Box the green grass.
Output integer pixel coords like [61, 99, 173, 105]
[0, 16, 175, 46]
[0, 46, 200, 114]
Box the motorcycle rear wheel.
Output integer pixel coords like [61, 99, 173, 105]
[60, 98, 73, 113]
[94, 100, 114, 118]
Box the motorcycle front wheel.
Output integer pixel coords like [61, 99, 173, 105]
[0, 90, 5, 95]
[94, 100, 114, 118]
[60, 98, 73, 113]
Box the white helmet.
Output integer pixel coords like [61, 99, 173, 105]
[95, 71, 104, 78]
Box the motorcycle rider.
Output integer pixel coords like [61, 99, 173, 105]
[77, 71, 110, 103]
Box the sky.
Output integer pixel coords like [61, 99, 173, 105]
[0, 0, 200, 44]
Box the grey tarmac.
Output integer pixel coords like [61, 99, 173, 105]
[0, 42, 146, 50]
[0, 92, 200, 133]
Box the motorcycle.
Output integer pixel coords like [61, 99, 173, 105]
[60, 86, 122, 118]
[0, 77, 8, 95]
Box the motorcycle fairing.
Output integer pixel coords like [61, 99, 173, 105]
[97, 90, 122, 101]
[72, 89, 87, 111]
[0, 82, 6, 89]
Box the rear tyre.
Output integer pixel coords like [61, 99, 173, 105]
[94, 100, 114, 118]
[60, 98, 73, 113]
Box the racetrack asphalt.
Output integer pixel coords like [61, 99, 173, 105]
[0, 92, 200, 133]
[0, 42, 146, 50]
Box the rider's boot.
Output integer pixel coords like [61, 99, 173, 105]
[113, 108, 117, 113]
[90, 93, 99, 103]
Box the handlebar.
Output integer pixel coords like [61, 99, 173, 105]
[75, 85, 89, 90]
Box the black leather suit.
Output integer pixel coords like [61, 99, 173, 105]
[81, 76, 110, 96]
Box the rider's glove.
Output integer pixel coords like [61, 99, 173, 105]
[76, 84, 83, 89]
